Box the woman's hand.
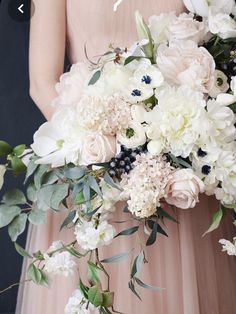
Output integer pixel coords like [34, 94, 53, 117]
[29, 0, 66, 120]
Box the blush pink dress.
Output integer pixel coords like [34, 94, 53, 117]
[16, 1, 236, 314]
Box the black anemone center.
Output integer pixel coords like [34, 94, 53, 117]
[202, 165, 211, 175]
[142, 75, 152, 85]
[131, 89, 142, 97]
[197, 148, 207, 157]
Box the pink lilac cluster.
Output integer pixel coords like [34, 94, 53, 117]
[120, 154, 173, 218]
[77, 95, 131, 136]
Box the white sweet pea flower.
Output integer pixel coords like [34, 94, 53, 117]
[219, 238, 236, 256]
[133, 63, 164, 89]
[65, 289, 95, 314]
[209, 70, 229, 98]
[0, 165, 6, 191]
[183, 0, 234, 17]
[117, 121, 146, 149]
[209, 7, 236, 39]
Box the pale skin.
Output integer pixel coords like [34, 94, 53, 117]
[29, 0, 66, 120]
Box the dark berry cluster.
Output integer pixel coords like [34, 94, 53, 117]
[108, 144, 147, 178]
[220, 58, 236, 78]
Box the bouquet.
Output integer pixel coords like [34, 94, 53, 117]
[0, 1, 236, 312]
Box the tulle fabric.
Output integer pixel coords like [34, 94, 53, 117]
[16, 196, 236, 314]
[16, 1, 236, 313]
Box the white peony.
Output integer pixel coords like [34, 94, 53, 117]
[75, 220, 115, 251]
[65, 289, 95, 314]
[43, 241, 76, 277]
[208, 7, 236, 39]
[219, 238, 236, 256]
[0, 165, 6, 191]
[183, 0, 234, 17]
[117, 121, 146, 149]
[146, 85, 207, 158]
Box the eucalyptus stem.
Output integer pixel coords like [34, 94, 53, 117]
[0, 279, 31, 294]
[95, 248, 110, 291]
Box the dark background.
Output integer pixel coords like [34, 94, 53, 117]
[0, 0, 45, 312]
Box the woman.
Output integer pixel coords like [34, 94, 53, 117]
[16, 1, 236, 313]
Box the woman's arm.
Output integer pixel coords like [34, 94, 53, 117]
[29, 0, 66, 120]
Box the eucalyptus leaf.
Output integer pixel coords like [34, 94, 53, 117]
[27, 264, 42, 284]
[115, 226, 139, 238]
[156, 207, 178, 223]
[41, 171, 59, 185]
[131, 251, 144, 278]
[88, 286, 103, 307]
[3, 189, 26, 205]
[34, 164, 49, 189]
[87, 261, 100, 283]
[146, 222, 158, 246]
[128, 280, 142, 301]
[203, 207, 224, 236]
[28, 208, 47, 225]
[124, 55, 144, 66]
[104, 173, 122, 191]
[50, 183, 69, 210]
[134, 277, 163, 291]
[0, 205, 21, 228]
[101, 252, 129, 263]
[88, 70, 101, 85]
[88, 176, 102, 196]
[26, 183, 37, 202]
[14, 242, 33, 258]
[64, 167, 85, 180]
[24, 156, 39, 183]
[8, 213, 27, 241]
[60, 210, 76, 230]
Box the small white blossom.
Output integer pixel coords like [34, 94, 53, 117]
[219, 237, 236, 256]
[65, 290, 95, 314]
[209, 70, 229, 98]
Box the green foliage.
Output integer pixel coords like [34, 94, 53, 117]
[101, 292, 114, 308]
[101, 252, 129, 264]
[14, 242, 32, 258]
[133, 277, 162, 291]
[13, 144, 26, 157]
[146, 221, 158, 246]
[10, 156, 27, 175]
[87, 262, 100, 283]
[131, 251, 144, 279]
[88, 70, 101, 85]
[0, 205, 21, 228]
[156, 207, 178, 223]
[60, 210, 77, 230]
[27, 264, 49, 286]
[64, 166, 85, 180]
[8, 213, 27, 241]
[2, 189, 26, 205]
[203, 207, 224, 236]
[88, 286, 103, 307]
[0, 140, 13, 156]
[115, 226, 139, 238]
[28, 208, 47, 225]
[103, 173, 122, 190]
[37, 183, 69, 211]
[124, 55, 145, 66]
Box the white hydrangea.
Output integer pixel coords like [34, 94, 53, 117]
[65, 290, 95, 314]
[146, 85, 208, 158]
[219, 237, 236, 256]
[75, 220, 115, 251]
[43, 241, 76, 277]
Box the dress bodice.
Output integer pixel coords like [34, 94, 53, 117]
[66, 0, 185, 63]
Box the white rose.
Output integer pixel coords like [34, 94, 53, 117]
[156, 40, 215, 93]
[209, 7, 236, 39]
[209, 70, 229, 98]
[117, 122, 146, 149]
[81, 133, 116, 165]
[168, 13, 207, 44]
[183, 0, 234, 17]
[0, 165, 6, 191]
[165, 169, 205, 209]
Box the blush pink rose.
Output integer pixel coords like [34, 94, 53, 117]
[156, 40, 215, 93]
[81, 133, 116, 165]
[165, 169, 205, 209]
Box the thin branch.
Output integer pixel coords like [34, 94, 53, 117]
[0, 279, 31, 294]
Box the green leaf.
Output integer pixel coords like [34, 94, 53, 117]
[83, 183, 91, 202]
[115, 226, 139, 238]
[87, 262, 100, 283]
[146, 222, 158, 246]
[203, 207, 224, 236]
[65, 246, 83, 258]
[14, 242, 33, 258]
[222, 203, 236, 209]
[8, 213, 27, 241]
[101, 252, 129, 264]
[11, 156, 27, 175]
[229, 102, 236, 113]
[156, 207, 178, 223]
[3, 189, 26, 205]
[0, 140, 12, 156]
[60, 210, 76, 230]
[41, 171, 59, 185]
[88, 286, 103, 307]
[88, 176, 102, 196]
[124, 55, 144, 66]
[28, 208, 47, 225]
[0, 205, 21, 228]
[40, 271, 50, 286]
[74, 190, 85, 205]
[27, 264, 42, 284]
[134, 277, 163, 291]
[88, 70, 101, 85]
[104, 173, 122, 191]
[135, 11, 153, 60]
[128, 280, 142, 301]
[131, 251, 144, 278]
[34, 164, 49, 189]
[79, 279, 89, 298]
[13, 144, 26, 157]
[101, 292, 114, 308]
[64, 167, 85, 180]
[50, 183, 69, 210]
[26, 183, 37, 202]
[24, 156, 39, 183]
